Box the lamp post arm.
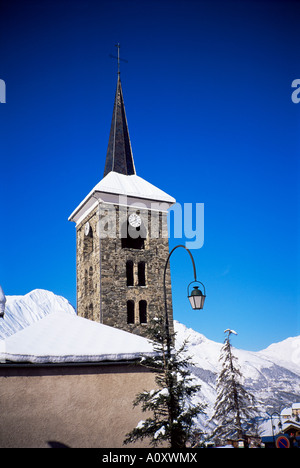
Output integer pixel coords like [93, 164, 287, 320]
[163, 245, 197, 285]
[163, 245, 197, 356]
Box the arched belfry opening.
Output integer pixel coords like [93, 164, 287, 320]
[126, 260, 134, 286]
[83, 224, 93, 258]
[121, 219, 146, 250]
[139, 300, 147, 324]
[138, 262, 146, 286]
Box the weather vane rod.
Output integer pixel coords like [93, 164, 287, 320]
[109, 43, 128, 75]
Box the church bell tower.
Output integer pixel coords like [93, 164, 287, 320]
[69, 71, 175, 338]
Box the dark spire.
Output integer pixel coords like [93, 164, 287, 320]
[103, 75, 136, 177]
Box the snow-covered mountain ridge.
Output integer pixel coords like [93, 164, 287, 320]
[0, 289, 76, 339]
[1, 289, 299, 433]
[175, 320, 300, 377]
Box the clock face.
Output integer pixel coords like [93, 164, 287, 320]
[129, 213, 141, 228]
[84, 222, 90, 236]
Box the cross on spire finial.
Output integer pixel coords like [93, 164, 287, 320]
[116, 43, 120, 75]
[109, 43, 128, 76]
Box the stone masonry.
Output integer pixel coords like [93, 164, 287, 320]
[76, 202, 173, 338]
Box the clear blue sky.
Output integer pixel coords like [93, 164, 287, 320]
[1, 0, 299, 351]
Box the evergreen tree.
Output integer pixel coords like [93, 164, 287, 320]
[210, 329, 259, 445]
[124, 314, 206, 448]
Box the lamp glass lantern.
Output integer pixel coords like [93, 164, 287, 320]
[187, 282, 206, 310]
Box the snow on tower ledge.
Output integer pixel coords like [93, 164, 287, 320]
[68, 171, 176, 226]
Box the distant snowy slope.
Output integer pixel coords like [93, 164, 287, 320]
[0, 289, 76, 339]
[258, 336, 300, 374]
[174, 321, 222, 372]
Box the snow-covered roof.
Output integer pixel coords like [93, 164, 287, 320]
[0, 312, 155, 364]
[94, 172, 175, 203]
[282, 420, 300, 432]
[0, 289, 155, 364]
[281, 408, 292, 416]
[69, 171, 176, 224]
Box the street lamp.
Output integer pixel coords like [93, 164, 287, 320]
[161, 245, 206, 448]
[163, 244, 206, 355]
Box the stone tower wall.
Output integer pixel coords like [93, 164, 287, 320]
[76, 205, 101, 322]
[76, 202, 173, 338]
